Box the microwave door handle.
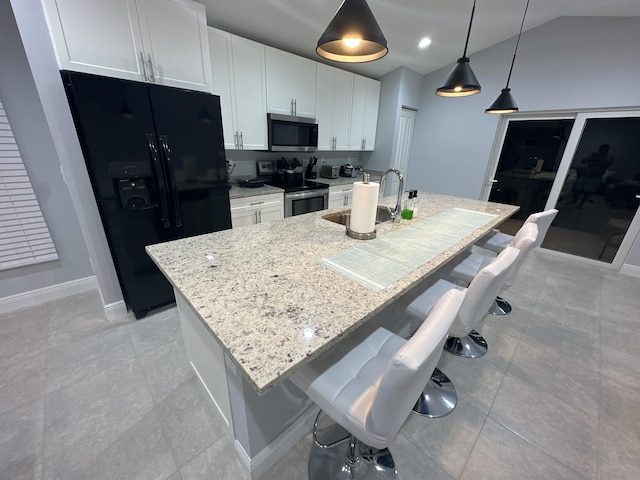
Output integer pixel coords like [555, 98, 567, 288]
[146, 134, 170, 228]
[159, 135, 182, 228]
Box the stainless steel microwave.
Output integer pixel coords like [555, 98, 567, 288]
[267, 113, 318, 152]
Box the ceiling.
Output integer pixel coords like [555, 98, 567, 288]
[197, 0, 640, 79]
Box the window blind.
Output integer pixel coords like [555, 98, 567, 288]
[0, 98, 59, 271]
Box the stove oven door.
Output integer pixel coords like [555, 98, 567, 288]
[284, 189, 328, 217]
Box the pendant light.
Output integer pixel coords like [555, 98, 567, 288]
[485, 0, 530, 113]
[436, 0, 481, 97]
[316, 0, 388, 63]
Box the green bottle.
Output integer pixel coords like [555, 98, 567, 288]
[402, 191, 414, 220]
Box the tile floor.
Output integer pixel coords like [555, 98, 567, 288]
[1, 249, 640, 480]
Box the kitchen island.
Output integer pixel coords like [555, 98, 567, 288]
[146, 192, 518, 478]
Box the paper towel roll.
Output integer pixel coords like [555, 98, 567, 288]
[350, 181, 379, 234]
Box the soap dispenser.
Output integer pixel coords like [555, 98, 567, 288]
[402, 191, 414, 220]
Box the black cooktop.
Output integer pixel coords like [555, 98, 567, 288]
[263, 172, 329, 193]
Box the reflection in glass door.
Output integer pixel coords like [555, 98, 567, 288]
[486, 112, 640, 266]
[488, 118, 574, 221]
[549, 113, 640, 264]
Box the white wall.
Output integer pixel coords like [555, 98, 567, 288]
[6, 0, 124, 307]
[369, 67, 423, 174]
[408, 16, 640, 268]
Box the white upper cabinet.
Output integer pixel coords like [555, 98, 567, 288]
[208, 28, 237, 150]
[265, 47, 316, 118]
[208, 28, 267, 150]
[349, 75, 381, 151]
[41, 0, 212, 92]
[316, 64, 354, 151]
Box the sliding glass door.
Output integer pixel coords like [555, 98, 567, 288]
[484, 111, 640, 267]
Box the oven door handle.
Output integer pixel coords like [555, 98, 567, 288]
[285, 189, 328, 200]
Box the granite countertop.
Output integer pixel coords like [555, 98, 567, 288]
[146, 193, 518, 394]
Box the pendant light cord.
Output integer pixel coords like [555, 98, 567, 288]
[505, 0, 530, 88]
[462, 0, 477, 58]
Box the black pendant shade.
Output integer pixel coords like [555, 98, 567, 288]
[484, 88, 518, 113]
[436, 0, 481, 97]
[316, 0, 388, 63]
[485, 0, 530, 114]
[436, 57, 481, 97]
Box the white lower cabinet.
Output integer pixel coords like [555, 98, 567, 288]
[230, 193, 283, 228]
[328, 185, 354, 210]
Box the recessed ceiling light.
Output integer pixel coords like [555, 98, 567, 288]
[418, 37, 432, 49]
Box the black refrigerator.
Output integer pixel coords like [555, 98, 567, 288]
[62, 71, 232, 318]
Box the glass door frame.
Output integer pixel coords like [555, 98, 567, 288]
[483, 109, 640, 270]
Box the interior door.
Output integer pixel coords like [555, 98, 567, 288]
[386, 107, 416, 197]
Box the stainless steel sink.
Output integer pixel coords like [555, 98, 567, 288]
[322, 206, 394, 226]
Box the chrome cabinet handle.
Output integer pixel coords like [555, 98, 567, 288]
[294, 99, 297, 116]
[139, 51, 148, 81]
[147, 53, 155, 83]
[250, 201, 265, 206]
[258, 210, 262, 223]
[291, 99, 294, 116]
[253, 211, 258, 224]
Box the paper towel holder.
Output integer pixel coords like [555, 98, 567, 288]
[346, 171, 377, 240]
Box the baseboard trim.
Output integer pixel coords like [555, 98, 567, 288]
[620, 263, 640, 278]
[104, 300, 128, 320]
[0, 276, 97, 315]
[234, 405, 318, 479]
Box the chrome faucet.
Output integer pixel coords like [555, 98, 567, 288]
[379, 168, 404, 223]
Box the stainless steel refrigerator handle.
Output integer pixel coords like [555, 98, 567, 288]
[159, 135, 182, 228]
[147, 53, 155, 83]
[146, 134, 170, 228]
[139, 51, 148, 81]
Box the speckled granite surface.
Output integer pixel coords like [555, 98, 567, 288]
[146, 192, 518, 394]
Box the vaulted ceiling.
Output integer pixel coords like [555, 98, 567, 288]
[197, 0, 640, 79]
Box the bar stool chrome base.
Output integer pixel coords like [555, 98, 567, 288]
[308, 435, 397, 480]
[412, 367, 457, 418]
[444, 330, 488, 358]
[488, 296, 512, 315]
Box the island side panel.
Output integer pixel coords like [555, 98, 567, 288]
[176, 290, 233, 429]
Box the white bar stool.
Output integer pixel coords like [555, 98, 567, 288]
[405, 247, 520, 358]
[475, 208, 558, 253]
[447, 223, 538, 315]
[290, 289, 465, 480]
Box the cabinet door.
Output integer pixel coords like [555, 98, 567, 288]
[333, 69, 354, 151]
[41, 0, 145, 81]
[258, 202, 284, 222]
[349, 75, 368, 150]
[265, 48, 316, 118]
[230, 207, 258, 228]
[315, 64, 336, 151]
[292, 56, 316, 118]
[137, 0, 212, 93]
[362, 78, 380, 151]
[329, 185, 353, 209]
[350, 75, 380, 151]
[208, 28, 237, 149]
[266, 47, 295, 116]
[231, 36, 267, 150]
